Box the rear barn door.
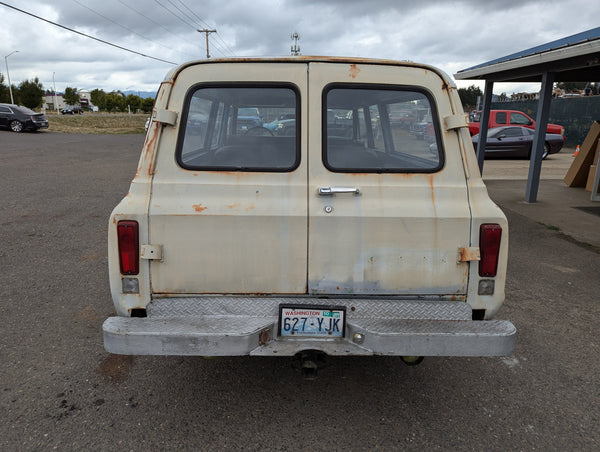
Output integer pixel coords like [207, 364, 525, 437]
[148, 63, 308, 294]
[307, 62, 472, 296]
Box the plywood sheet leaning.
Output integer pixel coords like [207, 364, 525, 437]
[564, 120, 600, 187]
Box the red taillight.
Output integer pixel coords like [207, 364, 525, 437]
[479, 223, 502, 277]
[117, 220, 139, 275]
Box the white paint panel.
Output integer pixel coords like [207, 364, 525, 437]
[307, 62, 471, 295]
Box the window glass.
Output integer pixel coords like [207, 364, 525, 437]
[495, 112, 507, 124]
[324, 87, 442, 172]
[0, 106, 11, 113]
[500, 127, 524, 137]
[178, 86, 299, 171]
[510, 113, 532, 125]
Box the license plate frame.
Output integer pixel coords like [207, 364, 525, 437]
[278, 304, 346, 338]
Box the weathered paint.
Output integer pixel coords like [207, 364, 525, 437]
[349, 64, 361, 79]
[107, 57, 508, 324]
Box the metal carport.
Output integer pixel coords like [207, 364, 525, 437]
[455, 27, 600, 202]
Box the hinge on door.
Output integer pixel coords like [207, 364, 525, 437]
[444, 114, 469, 131]
[154, 109, 178, 127]
[458, 247, 480, 262]
[141, 244, 163, 260]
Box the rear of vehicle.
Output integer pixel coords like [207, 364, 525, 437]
[0, 104, 48, 132]
[103, 58, 515, 360]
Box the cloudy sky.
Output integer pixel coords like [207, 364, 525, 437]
[1, 0, 598, 97]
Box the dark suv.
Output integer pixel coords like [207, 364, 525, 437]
[0, 103, 49, 133]
[61, 105, 83, 115]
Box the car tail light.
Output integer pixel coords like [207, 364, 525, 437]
[479, 223, 502, 277]
[117, 220, 139, 275]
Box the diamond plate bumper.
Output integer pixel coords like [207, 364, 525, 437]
[103, 297, 515, 357]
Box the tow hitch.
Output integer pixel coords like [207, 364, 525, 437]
[293, 351, 327, 380]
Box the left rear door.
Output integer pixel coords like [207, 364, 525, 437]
[148, 63, 308, 294]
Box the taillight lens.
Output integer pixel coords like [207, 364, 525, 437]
[117, 220, 139, 275]
[479, 223, 502, 277]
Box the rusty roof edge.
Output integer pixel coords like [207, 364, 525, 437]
[162, 56, 456, 86]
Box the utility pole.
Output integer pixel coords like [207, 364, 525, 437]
[197, 29, 217, 59]
[291, 32, 301, 56]
[53, 72, 58, 114]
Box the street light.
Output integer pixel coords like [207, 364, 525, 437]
[53, 72, 58, 114]
[4, 50, 19, 105]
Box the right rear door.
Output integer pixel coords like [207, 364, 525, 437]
[307, 62, 472, 297]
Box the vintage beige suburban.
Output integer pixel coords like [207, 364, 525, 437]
[103, 57, 515, 368]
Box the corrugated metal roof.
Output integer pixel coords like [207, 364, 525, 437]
[461, 27, 600, 72]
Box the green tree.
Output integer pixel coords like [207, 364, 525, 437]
[141, 97, 154, 114]
[18, 77, 44, 109]
[104, 91, 125, 112]
[63, 87, 80, 106]
[90, 88, 106, 110]
[555, 81, 587, 92]
[0, 74, 10, 103]
[457, 84, 483, 111]
[125, 94, 142, 112]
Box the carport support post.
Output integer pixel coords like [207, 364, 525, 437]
[525, 71, 555, 203]
[476, 80, 494, 173]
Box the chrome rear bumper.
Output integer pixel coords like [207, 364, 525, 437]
[103, 297, 515, 357]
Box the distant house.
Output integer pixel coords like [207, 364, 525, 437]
[43, 92, 66, 111]
[79, 89, 91, 108]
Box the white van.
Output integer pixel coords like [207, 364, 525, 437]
[103, 57, 515, 368]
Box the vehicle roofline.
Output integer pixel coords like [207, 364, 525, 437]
[162, 56, 456, 88]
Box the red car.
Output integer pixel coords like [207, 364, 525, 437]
[469, 109, 565, 139]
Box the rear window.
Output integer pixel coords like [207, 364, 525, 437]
[323, 85, 443, 173]
[177, 85, 300, 172]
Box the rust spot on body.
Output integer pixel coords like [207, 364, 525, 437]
[349, 64, 361, 79]
[458, 247, 480, 262]
[193, 204, 207, 212]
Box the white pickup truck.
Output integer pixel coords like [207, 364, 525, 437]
[103, 57, 515, 369]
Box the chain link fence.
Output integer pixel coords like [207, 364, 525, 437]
[491, 97, 600, 146]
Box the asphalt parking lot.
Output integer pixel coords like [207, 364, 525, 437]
[1, 131, 599, 451]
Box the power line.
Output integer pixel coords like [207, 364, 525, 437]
[154, 0, 231, 58]
[114, 0, 202, 61]
[175, 0, 236, 56]
[0, 2, 177, 65]
[117, 0, 179, 38]
[153, 0, 198, 31]
[71, 0, 179, 56]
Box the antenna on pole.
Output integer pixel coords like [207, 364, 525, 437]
[291, 32, 301, 56]
[198, 29, 217, 58]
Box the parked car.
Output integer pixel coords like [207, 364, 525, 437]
[0, 103, 49, 133]
[236, 107, 262, 132]
[103, 57, 515, 373]
[264, 113, 296, 135]
[472, 126, 564, 159]
[61, 106, 83, 115]
[468, 109, 565, 138]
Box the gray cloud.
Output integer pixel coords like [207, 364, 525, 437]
[1, 0, 597, 95]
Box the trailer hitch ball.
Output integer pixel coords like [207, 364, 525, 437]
[401, 356, 424, 366]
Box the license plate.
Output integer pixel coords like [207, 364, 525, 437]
[278, 305, 346, 338]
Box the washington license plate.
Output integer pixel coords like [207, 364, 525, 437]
[278, 305, 346, 337]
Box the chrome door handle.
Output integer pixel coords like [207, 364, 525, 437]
[318, 187, 361, 196]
